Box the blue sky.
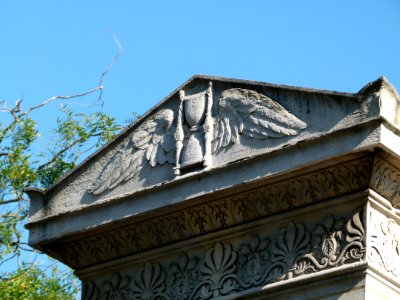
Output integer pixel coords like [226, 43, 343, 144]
[0, 0, 399, 288]
[1, 0, 399, 129]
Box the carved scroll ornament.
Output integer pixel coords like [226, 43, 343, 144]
[83, 208, 365, 300]
[368, 209, 400, 278]
[90, 84, 307, 195]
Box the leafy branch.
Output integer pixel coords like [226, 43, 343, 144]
[0, 31, 126, 299]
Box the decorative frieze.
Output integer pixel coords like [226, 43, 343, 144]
[82, 208, 366, 300]
[368, 208, 400, 278]
[46, 157, 372, 269]
[371, 158, 400, 209]
[48, 157, 373, 269]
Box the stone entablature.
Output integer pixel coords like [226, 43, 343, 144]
[40, 155, 372, 269]
[26, 75, 400, 299]
[81, 195, 366, 299]
[80, 190, 400, 300]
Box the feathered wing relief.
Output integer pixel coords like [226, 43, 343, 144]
[213, 88, 307, 152]
[90, 86, 308, 195]
[89, 109, 176, 195]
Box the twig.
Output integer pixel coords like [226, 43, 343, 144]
[18, 245, 38, 253]
[0, 252, 18, 267]
[0, 213, 19, 218]
[97, 30, 125, 106]
[2, 255, 38, 282]
[22, 86, 102, 116]
[0, 199, 19, 205]
[0, 31, 124, 116]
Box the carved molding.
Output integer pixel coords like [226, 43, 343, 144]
[371, 158, 400, 209]
[82, 208, 366, 300]
[368, 209, 400, 278]
[46, 157, 373, 269]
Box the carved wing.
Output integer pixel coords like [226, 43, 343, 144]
[90, 109, 176, 195]
[213, 88, 307, 152]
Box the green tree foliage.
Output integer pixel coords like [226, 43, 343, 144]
[0, 98, 121, 297]
[0, 264, 79, 300]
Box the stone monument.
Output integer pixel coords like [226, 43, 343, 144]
[26, 75, 400, 299]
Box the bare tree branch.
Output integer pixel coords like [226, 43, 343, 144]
[0, 120, 17, 145]
[0, 213, 19, 218]
[0, 252, 18, 267]
[2, 255, 38, 282]
[0, 199, 19, 205]
[97, 30, 124, 106]
[0, 31, 124, 117]
[22, 86, 102, 116]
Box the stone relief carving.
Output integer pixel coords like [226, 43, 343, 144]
[82, 281, 99, 300]
[90, 109, 176, 195]
[90, 83, 307, 194]
[368, 209, 400, 278]
[271, 222, 310, 280]
[50, 157, 372, 269]
[371, 158, 400, 209]
[101, 274, 131, 300]
[83, 208, 365, 300]
[212, 88, 307, 152]
[174, 83, 214, 174]
[198, 242, 238, 298]
[129, 262, 169, 299]
[167, 254, 199, 300]
[237, 235, 270, 288]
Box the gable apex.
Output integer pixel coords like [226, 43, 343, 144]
[26, 75, 400, 226]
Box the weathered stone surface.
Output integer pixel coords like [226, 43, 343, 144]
[25, 75, 400, 299]
[79, 198, 365, 299]
[39, 156, 372, 269]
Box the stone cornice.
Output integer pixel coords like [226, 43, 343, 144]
[34, 153, 400, 271]
[42, 156, 373, 269]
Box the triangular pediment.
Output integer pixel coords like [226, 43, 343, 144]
[26, 75, 400, 230]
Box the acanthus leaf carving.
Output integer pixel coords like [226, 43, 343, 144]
[369, 210, 400, 278]
[371, 158, 400, 209]
[90, 208, 366, 299]
[345, 208, 365, 244]
[56, 158, 373, 270]
[299, 210, 365, 275]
